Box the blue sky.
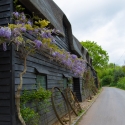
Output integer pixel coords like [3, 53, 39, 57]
[53, 0, 125, 66]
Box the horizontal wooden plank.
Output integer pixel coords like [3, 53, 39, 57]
[0, 0, 10, 6]
[15, 78, 36, 85]
[0, 57, 10, 64]
[0, 122, 11, 125]
[14, 64, 35, 73]
[0, 11, 10, 19]
[0, 18, 10, 25]
[47, 76, 62, 80]
[15, 71, 36, 78]
[0, 100, 10, 106]
[0, 115, 11, 122]
[15, 84, 37, 91]
[0, 5, 10, 12]
[47, 72, 62, 77]
[0, 93, 10, 99]
[0, 78, 11, 85]
[0, 72, 11, 78]
[0, 86, 10, 92]
[0, 107, 10, 114]
[0, 64, 11, 71]
[0, 50, 10, 57]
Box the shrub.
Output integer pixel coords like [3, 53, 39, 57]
[117, 77, 125, 89]
[101, 75, 113, 86]
[113, 69, 125, 83]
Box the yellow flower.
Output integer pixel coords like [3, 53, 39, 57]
[42, 38, 51, 43]
[35, 20, 50, 28]
[25, 24, 33, 30]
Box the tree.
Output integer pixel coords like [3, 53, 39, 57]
[81, 40, 109, 70]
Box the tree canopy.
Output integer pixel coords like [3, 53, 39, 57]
[81, 40, 109, 70]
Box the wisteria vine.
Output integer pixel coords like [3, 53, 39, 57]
[0, 11, 86, 76]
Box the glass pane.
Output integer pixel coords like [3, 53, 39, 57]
[36, 75, 46, 89]
[63, 78, 67, 89]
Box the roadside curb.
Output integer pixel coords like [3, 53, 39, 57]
[71, 89, 103, 125]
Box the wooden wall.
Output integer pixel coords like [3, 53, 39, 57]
[0, 0, 16, 125]
[14, 33, 74, 124]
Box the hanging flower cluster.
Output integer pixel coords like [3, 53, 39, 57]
[0, 11, 86, 77]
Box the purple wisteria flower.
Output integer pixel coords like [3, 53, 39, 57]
[3, 42, 7, 51]
[13, 12, 19, 18]
[20, 27, 26, 32]
[41, 32, 51, 39]
[20, 12, 26, 20]
[27, 20, 33, 26]
[34, 40, 42, 49]
[0, 27, 11, 39]
[71, 54, 77, 59]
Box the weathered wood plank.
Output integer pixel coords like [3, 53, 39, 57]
[14, 64, 35, 72]
[0, 72, 11, 78]
[0, 86, 10, 92]
[0, 11, 10, 19]
[15, 78, 36, 85]
[0, 100, 10, 106]
[15, 71, 36, 78]
[0, 115, 11, 122]
[0, 78, 11, 85]
[0, 93, 10, 99]
[0, 122, 11, 125]
[0, 107, 10, 114]
[0, 58, 10, 64]
[0, 0, 10, 6]
[0, 65, 11, 71]
[0, 5, 10, 12]
[0, 18, 10, 25]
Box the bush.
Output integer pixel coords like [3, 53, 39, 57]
[117, 77, 125, 89]
[113, 69, 125, 83]
[101, 75, 113, 86]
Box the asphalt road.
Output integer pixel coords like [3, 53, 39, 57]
[78, 87, 125, 125]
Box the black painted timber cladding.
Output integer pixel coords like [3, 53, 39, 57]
[14, 45, 73, 125]
[0, 0, 16, 125]
[0, 45, 16, 125]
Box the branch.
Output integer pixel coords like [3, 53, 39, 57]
[15, 53, 28, 125]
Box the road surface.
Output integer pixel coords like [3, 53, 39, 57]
[78, 87, 125, 125]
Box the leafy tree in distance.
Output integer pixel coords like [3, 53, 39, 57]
[81, 40, 109, 70]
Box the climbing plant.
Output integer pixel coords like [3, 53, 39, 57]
[83, 70, 97, 100]
[20, 87, 51, 125]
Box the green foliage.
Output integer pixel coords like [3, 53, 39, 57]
[21, 107, 39, 125]
[21, 87, 51, 104]
[113, 69, 125, 83]
[20, 87, 51, 125]
[101, 75, 113, 86]
[83, 70, 98, 98]
[117, 77, 125, 89]
[67, 78, 73, 84]
[14, 0, 25, 12]
[81, 40, 109, 70]
[121, 65, 125, 73]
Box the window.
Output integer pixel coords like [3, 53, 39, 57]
[36, 74, 47, 89]
[63, 74, 73, 89]
[63, 77, 68, 89]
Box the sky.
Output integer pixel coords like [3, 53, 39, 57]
[53, 0, 125, 66]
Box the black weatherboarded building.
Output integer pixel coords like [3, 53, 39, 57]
[0, 0, 98, 125]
